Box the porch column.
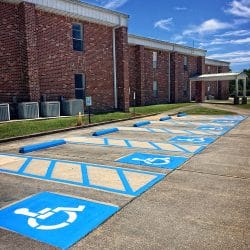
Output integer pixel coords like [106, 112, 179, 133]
[243, 78, 246, 97]
[235, 78, 239, 96]
[189, 80, 192, 102]
[234, 78, 239, 104]
[242, 78, 248, 104]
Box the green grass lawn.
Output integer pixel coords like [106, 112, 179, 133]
[185, 106, 236, 115]
[130, 103, 192, 114]
[0, 103, 235, 140]
[0, 112, 131, 140]
[236, 103, 250, 109]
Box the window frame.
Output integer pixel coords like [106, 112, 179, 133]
[74, 73, 85, 99]
[153, 51, 157, 69]
[184, 55, 188, 71]
[153, 80, 158, 97]
[72, 23, 83, 52]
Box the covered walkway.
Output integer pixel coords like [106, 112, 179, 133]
[190, 72, 248, 104]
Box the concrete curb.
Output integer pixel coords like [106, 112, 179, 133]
[0, 113, 160, 143]
[0, 105, 196, 144]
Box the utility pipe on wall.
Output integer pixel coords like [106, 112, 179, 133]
[112, 25, 120, 109]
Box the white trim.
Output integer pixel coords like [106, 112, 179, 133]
[128, 34, 206, 56]
[190, 72, 247, 82]
[3, 0, 128, 27]
[205, 58, 230, 67]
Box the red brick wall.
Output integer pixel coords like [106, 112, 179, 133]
[204, 64, 230, 100]
[218, 66, 230, 100]
[204, 64, 218, 98]
[36, 9, 115, 112]
[0, 2, 24, 102]
[0, 1, 118, 112]
[129, 45, 170, 106]
[171, 53, 204, 103]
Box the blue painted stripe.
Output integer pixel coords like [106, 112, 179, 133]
[17, 157, 32, 173]
[103, 138, 109, 145]
[148, 141, 162, 150]
[171, 143, 191, 154]
[92, 128, 119, 136]
[134, 173, 166, 196]
[145, 128, 156, 133]
[116, 169, 134, 195]
[161, 128, 173, 134]
[45, 160, 57, 178]
[124, 139, 132, 148]
[0, 153, 166, 197]
[19, 139, 66, 153]
[81, 163, 90, 186]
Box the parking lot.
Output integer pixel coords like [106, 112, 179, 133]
[0, 112, 249, 249]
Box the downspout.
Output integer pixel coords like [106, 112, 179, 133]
[168, 52, 171, 103]
[112, 25, 120, 109]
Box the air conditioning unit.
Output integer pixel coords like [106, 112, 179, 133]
[40, 101, 60, 117]
[0, 103, 10, 121]
[62, 99, 84, 116]
[18, 102, 39, 119]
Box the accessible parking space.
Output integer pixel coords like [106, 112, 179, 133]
[0, 113, 248, 249]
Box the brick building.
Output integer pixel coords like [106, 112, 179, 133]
[204, 59, 230, 100]
[0, 0, 230, 117]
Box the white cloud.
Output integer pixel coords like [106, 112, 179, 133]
[200, 36, 250, 46]
[224, 0, 250, 19]
[174, 6, 187, 11]
[207, 50, 250, 65]
[208, 50, 250, 58]
[154, 18, 173, 31]
[171, 34, 187, 45]
[183, 19, 232, 35]
[102, 0, 129, 9]
[215, 29, 250, 37]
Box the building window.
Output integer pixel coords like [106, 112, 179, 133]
[72, 24, 83, 51]
[153, 51, 157, 69]
[208, 65, 211, 74]
[75, 74, 85, 99]
[153, 80, 158, 97]
[184, 55, 188, 71]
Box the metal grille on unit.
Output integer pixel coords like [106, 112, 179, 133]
[0, 103, 10, 121]
[18, 102, 39, 119]
[62, 99, 84, 116]
[40, 101, 60, 117]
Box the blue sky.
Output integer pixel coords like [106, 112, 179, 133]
[82, 0, 250, 71]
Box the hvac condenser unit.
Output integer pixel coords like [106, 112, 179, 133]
[0, 103, 10, 121]
[18, 102, 39, 119]
[62, 99, 84, 116]
[40, 101, 60, 117]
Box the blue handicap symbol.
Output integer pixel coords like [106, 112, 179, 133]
[0, 192, 119, 249]
[169, 136, 215, 145]
[197, 125, 230, 132]
[212, 119, 238, 125]
[117, 152, 188, 169]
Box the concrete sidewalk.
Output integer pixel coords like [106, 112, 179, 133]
[73, 114, 250, 249]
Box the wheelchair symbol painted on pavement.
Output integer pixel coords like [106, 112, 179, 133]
[200, 126, 224, 131]
[175, 137, 205, 143]
[132, 157, 171, 165]
[14, 205, 85, 230]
